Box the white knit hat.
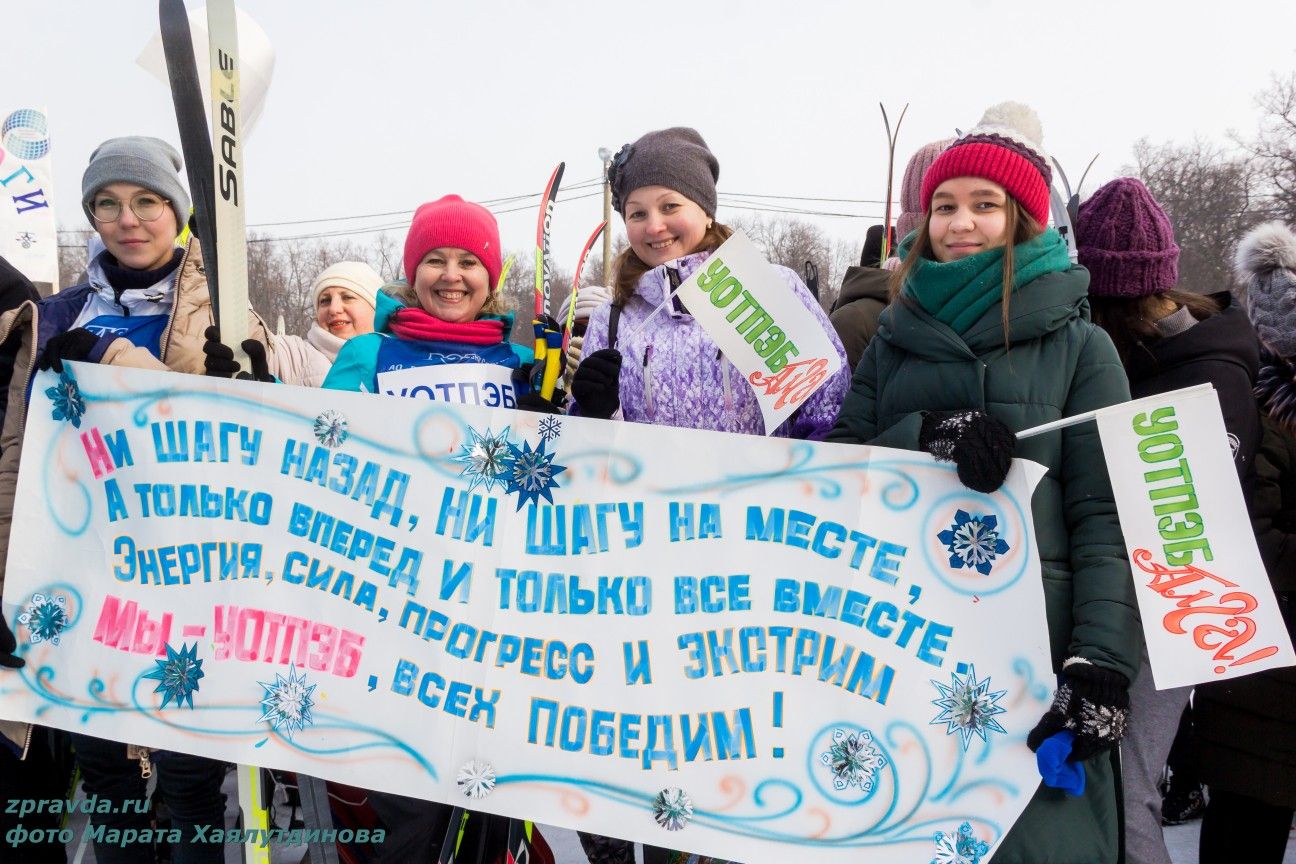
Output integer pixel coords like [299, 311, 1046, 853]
[310, 261, 382, 310]
[559, 284, 614, 325]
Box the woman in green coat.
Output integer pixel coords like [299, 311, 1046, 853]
[828, 103, 1141, 864]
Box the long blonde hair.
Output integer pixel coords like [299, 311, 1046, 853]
[889, 198, 1043, 337]
[612, 222, 734, 305]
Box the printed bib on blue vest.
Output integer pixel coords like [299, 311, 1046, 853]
[83, 313, 168, 357]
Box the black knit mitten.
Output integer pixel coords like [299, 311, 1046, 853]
[572, 349, 622, 419]
[919, 410, 1016, 493]
[1026, 658, 1130, 762]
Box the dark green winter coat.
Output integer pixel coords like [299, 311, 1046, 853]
[828, 260, 1140, 864]
[829, 265, 890, 373]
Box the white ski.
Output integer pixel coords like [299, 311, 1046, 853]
[207, 0, 250, 370]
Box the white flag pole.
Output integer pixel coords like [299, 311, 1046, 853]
[1015, 384, 1214, 440]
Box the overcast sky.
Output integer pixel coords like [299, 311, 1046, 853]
[6, 0, 1296, 274]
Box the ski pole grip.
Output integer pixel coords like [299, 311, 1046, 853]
[539, 329, 564, 400]
[532, 319, 548, 363]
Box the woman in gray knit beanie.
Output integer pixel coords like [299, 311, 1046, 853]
[568, 125, 850, 864]
[569, 126, 848, 441]
[0, 135, 278, 863]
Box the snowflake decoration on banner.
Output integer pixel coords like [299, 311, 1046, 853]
[502, 438, 566, 510]
[818, 727, 887, 792]
[17, 593, 69, 645]
[457, 760, 497, 799]
[142, 642, 205, 710]
[313, 410, 349, 448]
[930, 664, 1008, 749]
[46, 371, 86, 428]
[938, 510, 1009, 576]
[452, 426, 513, 493]
[652, 787, 693, 831]
[537, 416, 562, 442]
[257, 665, 317, 740]
[930, 821, 989, 864]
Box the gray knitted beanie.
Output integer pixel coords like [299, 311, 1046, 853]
[82, 136, 191, 228]
[608, 127, 719, 217]
[1234, 221, 1296, 358]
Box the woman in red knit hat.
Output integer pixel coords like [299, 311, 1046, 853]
[322, 195, 555, 863]
[323, 194, 555, 413]
[829, 103, 1140, 864]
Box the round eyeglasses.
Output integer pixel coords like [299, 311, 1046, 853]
[90, 193, 171, 224]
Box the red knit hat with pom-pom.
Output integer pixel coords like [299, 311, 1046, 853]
[921, 102, 1052, 227]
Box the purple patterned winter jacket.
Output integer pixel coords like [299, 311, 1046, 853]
[578, 251, 848, 439]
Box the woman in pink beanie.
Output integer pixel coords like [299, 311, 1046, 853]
[323, 194, 555, 860]
[323, 195, 546, 406]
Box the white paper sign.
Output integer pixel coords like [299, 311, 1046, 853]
[675, 231, 843, 434]
[0, 107, 58, 293]
[0, 363, 1058, 864]
[1095, 385, 1296, 689]
[377, 362, 518, 407]
[137, 6, 276, 136]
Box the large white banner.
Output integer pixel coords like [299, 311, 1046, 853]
[2, 364, 1057, 863]
[0, 107, 57, 293]
[1095, 385, 1296, 689]
[676, 231, 843, 435]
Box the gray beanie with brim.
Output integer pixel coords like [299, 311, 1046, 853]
[609, 127, 719, 217]
[81, 136, 191, 228]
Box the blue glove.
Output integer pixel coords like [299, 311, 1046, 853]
[1035, 730, 1085, 796]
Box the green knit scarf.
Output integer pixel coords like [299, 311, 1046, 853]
[899, 228, 1072, 334]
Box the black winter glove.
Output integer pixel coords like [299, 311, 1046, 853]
[512, 365, 565, 415]
[1026, 658, 1130, 762]
[572, 348, 622, 419]
[0, 615, 23, 669]
[37, 328, 101, 373]
[919, 410, 1016, 493]
[203, 326, 274, 382]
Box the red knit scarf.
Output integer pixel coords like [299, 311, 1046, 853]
[387, 307, 505, 346]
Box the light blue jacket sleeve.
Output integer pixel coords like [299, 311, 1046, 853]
[322, 334, 382, 392]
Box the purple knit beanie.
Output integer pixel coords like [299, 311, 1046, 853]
[896, 138, 953, 241]
[1076, 177, 1179, 298]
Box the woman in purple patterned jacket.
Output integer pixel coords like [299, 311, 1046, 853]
[570, 127, 847, 438]
[569, 128, 847, 864]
